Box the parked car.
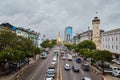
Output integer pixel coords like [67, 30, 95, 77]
[111, 67, 120, 77]
[72, 65, 79, 72]
[112, 59, 120, 65]
[81, 63, 90, 71]
[96, 61, 110, 68]
[76, 58, 81, 63]
[80, 77, 91, 80]
[64, 64, 70, 70]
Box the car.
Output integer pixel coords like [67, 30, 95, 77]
[112, 70, 120, 77]
[47, 68, 56, 78]
[80, 77, 91, 80]
[76, 58, 81, 63]
[64, 64, 70, 70]
[81, 63, 90, 71]
[112, 59, 120, 65]
[72, 65, 79, 72]
[51, 60, 56, 65]
[96, 61, 110, 68]
[62, 56, 66, 60]
[45, 77, 54, 80]
[111, 67, 120, 77]
[72, 54, 76, 58]
[40, 52, 47, 59]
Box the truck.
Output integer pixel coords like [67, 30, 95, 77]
[67, 54, 72, 61]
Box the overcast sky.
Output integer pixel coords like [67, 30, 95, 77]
[0, 0, 120, 39]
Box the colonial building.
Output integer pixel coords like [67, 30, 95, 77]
[102, 28, 120, 58]
[73, 29, 104, 44]
[0, 23, 40, 47]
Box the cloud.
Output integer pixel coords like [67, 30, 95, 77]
[0, 0, 120, 39]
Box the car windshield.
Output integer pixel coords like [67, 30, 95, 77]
[48, 71, 54, 75]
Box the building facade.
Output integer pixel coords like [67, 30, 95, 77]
[0, 23, 40, 47]
[64, 26, 72, 42]
[73, 30, 104, 44]
[102, 28, 120, 58]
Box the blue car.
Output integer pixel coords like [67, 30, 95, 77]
[76, 58, 81, 63]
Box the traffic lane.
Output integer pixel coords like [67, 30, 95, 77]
[72, 58, 100, 80]
[18, 51, 53, 80]
[61, 55, 100, 80]
[61, 58, 74, 80]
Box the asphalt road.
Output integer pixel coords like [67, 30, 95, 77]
[17, 46, 100, 80]
[17, 49, 54, 80]
[61, 54, 100, 80]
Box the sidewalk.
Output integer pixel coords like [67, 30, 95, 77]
[79, 56, 120, 80]
[103, 74, 120, 80]
[0, 54, 40, 80]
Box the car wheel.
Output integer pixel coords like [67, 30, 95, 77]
[112, 73, 115, 76]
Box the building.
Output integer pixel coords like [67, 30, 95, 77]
[0, 23, 40, 47]
[64, 26, 72, 42]
[102, 28, 120, 58]
[73, 29, 104, 44]
[92, 16, 101, 50]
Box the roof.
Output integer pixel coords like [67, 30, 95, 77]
[103, 28, 120, 34]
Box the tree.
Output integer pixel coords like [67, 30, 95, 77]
[0, 28, 39, 71]
[40, 39, 50, 48]
[78, 40, 96, 50]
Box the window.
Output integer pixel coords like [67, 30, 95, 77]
[116, 37, 118, 41]
[112, 37, 113, 41]
[116, 45, 118, 50]
[112, 45, 114, 49]
[106, 38, 107, 41]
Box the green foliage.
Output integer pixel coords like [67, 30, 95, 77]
[40, 39, 56, 48]
[94, 50, 113, 62]
[0, 28, 40, 66]
[78, 40, 96, 50]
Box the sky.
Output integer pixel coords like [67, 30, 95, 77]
[0, 0, 120, 39]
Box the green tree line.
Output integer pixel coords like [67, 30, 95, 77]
[0, 28, 41, 70]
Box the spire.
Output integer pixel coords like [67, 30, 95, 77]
[57, 32, 62, 45]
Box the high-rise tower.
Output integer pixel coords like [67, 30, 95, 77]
[64, 26, 72, 42]
[92, 16, 101, 50]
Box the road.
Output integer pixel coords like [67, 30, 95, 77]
[60, 54, 100, 80]
[17, 46, 100, 80]
[17, 49, 54, 80]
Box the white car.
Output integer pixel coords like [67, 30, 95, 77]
[112, 70, 120, 77]
[112, 59, 120, 65]
[64, 64, 70, 70]
[80, 77, 91, 80]
[45, 77, 54, 80]
[62, 56, 66, 60]
[51, 61, 56, 65]
[112, 67, 120, 77]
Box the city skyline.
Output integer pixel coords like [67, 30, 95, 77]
[0, 0, 120, 39]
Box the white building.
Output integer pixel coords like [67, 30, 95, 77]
[102, 28, 120, 58]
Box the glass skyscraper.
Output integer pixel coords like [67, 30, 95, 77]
[64, 27, 72, 41]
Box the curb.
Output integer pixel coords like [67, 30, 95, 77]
[12, 58, 40, 80]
